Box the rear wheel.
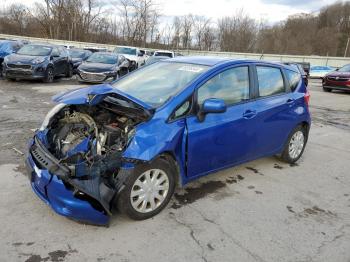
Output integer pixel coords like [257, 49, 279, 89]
[323, 87, 332, 92]
[281, 125, 307, 164]
[117, 158, 175, 220]
[43, 67, 54, 83]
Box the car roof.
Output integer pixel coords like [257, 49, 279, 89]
[115, 45, 138, 49]
[27, 43, 57, 48]
[168, 56, 288, 68]
[91, 51, 117, 56]
[168, 56, 232, 66]
[154, 50, 173, 53]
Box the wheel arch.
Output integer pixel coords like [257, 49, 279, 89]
[157, 151, 183, 188]
[300, 121, 310, 140]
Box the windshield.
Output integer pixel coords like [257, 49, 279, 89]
[338, 64, 350, 72]
[69, 50, 89, 58]
[86, 53, 118, 64]
[114, 47, 136, 55]
[112, 62, 209, 107]
[17, 45, 52, 56]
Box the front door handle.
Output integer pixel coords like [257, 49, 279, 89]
[286, 98, 295, 104]
[243, 110, 257, 119]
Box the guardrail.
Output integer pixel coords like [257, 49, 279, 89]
[1, 33, 350, 67]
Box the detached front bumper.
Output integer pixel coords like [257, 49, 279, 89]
[26, 137, 131, 226]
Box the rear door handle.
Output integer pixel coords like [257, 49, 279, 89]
[243, 110, 257, 119]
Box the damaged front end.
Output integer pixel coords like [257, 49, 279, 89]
[26, 87, 152, 225]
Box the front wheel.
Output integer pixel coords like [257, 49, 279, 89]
[117, 158, 175, 220]
[281, 125, 307, 164]
[43, 67, 54, 83]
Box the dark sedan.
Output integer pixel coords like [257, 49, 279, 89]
[68, 48, 92, 74]
[3, 44, 73, 82]
[77, 52, 129, 83]
[322, 64, 350, 92]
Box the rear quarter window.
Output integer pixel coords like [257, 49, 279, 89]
[285, 69, 301, 92]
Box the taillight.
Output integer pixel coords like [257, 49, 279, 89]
[304, 90, 310, 106]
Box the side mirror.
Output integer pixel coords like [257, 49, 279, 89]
[197, 98, 226, 122]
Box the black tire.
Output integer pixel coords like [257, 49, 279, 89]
[117, 157, 176, 220]
[43, 67, 54, 83]
[280, 125, 308, 164]
[6, 77, 16, 82]
[323, 87, 332, 92]
[65, 63, 73, 78]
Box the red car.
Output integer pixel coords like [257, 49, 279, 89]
[322, 64, 350, 92]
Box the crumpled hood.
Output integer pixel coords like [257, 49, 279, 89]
[78, 62, 115, 73]
[121, 54, 137, 62]
[5, 54, 46, 64]
[326, 71, 350, 78]
[52, 84, 153, 111]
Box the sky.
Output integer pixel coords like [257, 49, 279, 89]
[3, 0, 341, 23]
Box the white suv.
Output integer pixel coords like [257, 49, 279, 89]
[113, 46, 146, 71]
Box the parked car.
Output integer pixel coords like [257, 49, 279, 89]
[63, 44, 75, 49]
[113, 46, 146, 70]
[77, 52, 129, 83]
[283, 62, 309, 86]
[322, 64, 350, 92]
[145, 55, 169, 65]
[309, 66, 334, 78]
[3, 44, 73, 82]
[26, 57, 311, 225]
[0, 40, 25, 76]
[153, 50, 175, 58]
[68, 48, 92, 74]
[84, 47, 108, 53]
[145, 50, 154, 57]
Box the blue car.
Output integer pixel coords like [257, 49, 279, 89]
[0, 40, 24, 75]
[309, 66, 335, 78]
[26, 57, 311, 225]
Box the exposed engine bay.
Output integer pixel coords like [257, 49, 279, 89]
[45, 95, 146, 177]
[30, 94, 151, 216]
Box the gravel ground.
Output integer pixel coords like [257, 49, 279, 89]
[0, 77, 349, 262]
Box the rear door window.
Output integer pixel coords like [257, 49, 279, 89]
[256, 66, 285, 97]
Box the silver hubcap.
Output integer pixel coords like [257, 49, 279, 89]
[48, 69, 53, 81]
[289, 131, 304, 159]
[130, 169, 169, 213]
